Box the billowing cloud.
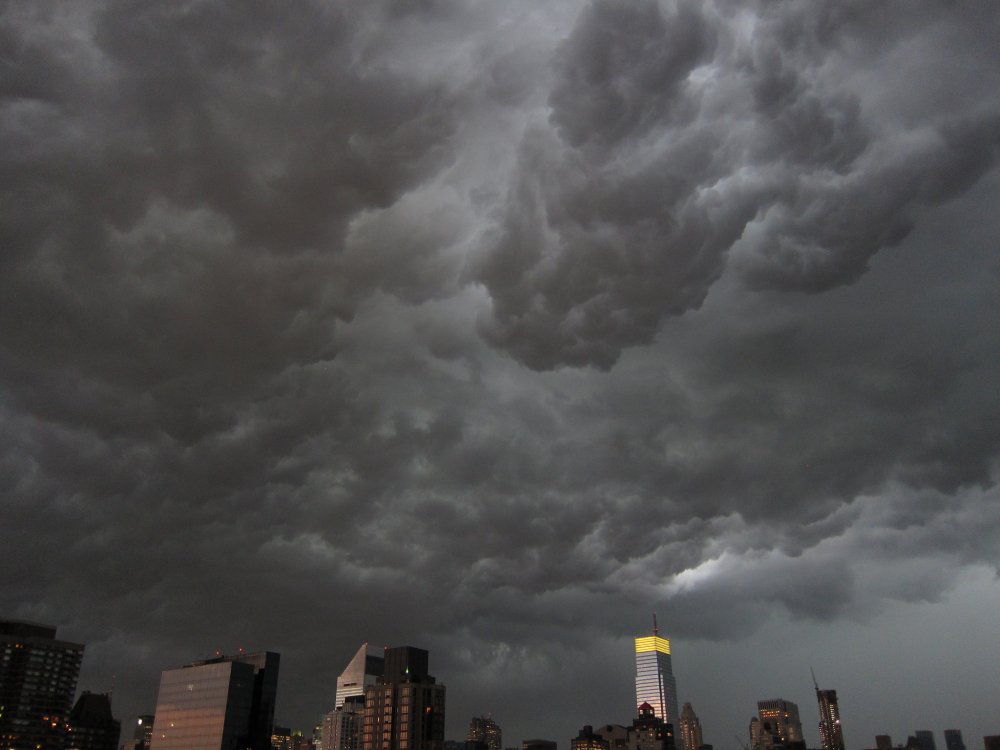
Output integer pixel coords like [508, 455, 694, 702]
[1, 0, 999, 747]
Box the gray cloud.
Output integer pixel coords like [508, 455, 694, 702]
[2, 0, 999, 748]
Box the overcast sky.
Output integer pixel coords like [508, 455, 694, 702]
[2, 1, 999, 748]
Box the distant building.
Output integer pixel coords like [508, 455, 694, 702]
[66, 692, 121, 750]
[627, 702, 676, 750]
[944, 732, 966, 750]
[983, 737, 1000, 750]
[0, 619, 84, 750]
[361, 647, 444, 750]
[149, 651, 279, 750]
[876, 736, 892, 750]
[915, 732, 937, 750]
[274, 727, 294, 750]
[753, 700, 804, 750]
[635, 620, 679, 727]
[522, 741, 557, 750]
[572, 727, 609, 750]
[678, 704, 702, 750]
[122, 715, 156, 750]
[336, 645, 384, 710]
[324, 696, 366, 750]
[596, 726, 630, 750]
[468, 718, 502, 750]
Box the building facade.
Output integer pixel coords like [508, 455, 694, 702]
[467, 717, 501, 750]
[678, 704, 702, 750]
[754, 699, 803, 750]
[149, 651, 279, 750]
[361, 647, 444, 750]
[634, 628, 679, 727]
[0, 620, 84, 750]
[814, 691, 844, 750]
[627, 703, 676, 750]
[66, 692, 120, 750]
[323, 696, 365, 750]
[944, 731, 966, 750]
[336, 646, 384, 711]
[122, 715, 156, 750]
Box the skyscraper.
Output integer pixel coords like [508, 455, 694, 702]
[468, 717, 501, 750]
[812, 676, 845, 750]
[915, 733, 937, 750]
[678, 704, 702, 750]
[944, 731, 966, 750]
[0, 620, 84, 750]
[361, 647, 444, 750]
[149, 651, 279, 750]
[336, 645, 384, 710]
[634, 619, 679, 727]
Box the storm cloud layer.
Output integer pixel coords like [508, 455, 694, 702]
[2, 0, 999, 746]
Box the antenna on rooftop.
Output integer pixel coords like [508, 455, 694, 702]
[653, 613, 659, 636]
[810, 666, 819, 692]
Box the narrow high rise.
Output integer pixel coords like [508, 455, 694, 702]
[634, 617, 679, 727]
[361, 646, 444, 750]
[0, 620, 84, 750]
[943, 731, 966, 750]
[812, 673, 845, 750]
[678, 704, 702, 750]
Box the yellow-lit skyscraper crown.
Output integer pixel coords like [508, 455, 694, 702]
[634, 635, 671, 654]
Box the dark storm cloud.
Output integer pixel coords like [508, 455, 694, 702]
[2, 0, 1000, 745]
[476, 0, 1000, 370]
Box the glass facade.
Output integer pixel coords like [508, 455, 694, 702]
[150, 661, 256, 750]
[634, 636, 678, 727]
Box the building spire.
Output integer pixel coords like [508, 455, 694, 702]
[653, 613, 659, 636]
[810, 666, 819, 692]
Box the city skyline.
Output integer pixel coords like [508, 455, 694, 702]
[3, 2, 999, 750]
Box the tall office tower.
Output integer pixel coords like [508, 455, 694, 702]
[361, 646, 445, 750]
[336, 645, 385, 710]
[634, 618, 679, 727]
[944, 731, 966, 750]
[983, 738, 1000, 750]
[468, 717, 502, 750]
[875, 737, 892, 750]
[755, 700, 803, 750]
[0, 620, 84, 750]
[915, 733, 937, 750]
[149, 651, 280, 750]
[813, 679, 845, 750]
[627, 703, 676, 750]
[66, 692, 121, 750]
[678, 704, 702, 750]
